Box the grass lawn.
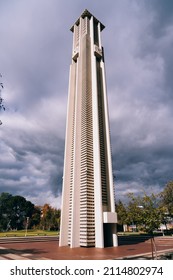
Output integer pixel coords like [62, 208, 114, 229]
[118, 231, 144, 235]
[0, 229, 59, 237]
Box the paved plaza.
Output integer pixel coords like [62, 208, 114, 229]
[0, 236, 173, 260]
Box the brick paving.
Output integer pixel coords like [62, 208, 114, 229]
[0, 236, 173, 260]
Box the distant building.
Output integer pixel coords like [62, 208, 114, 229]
[59, 10, 118, 248]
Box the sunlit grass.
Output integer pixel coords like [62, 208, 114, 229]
[0, 229, 59, 237]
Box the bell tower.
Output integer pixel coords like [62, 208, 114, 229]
[59, 10, 118, 248]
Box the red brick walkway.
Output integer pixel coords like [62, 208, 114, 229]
[1, 236, 173, 260]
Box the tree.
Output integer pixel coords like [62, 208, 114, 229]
[124, 193, 144, 231]
[40, 204, 60, 231]
[30, 206, 41, 229]
[0, 193, 35, 231]
[10, 196, 35, 230]
[115, 200, 128, 230]
[124, 192, 164, 234]
[0, 193, 13, 231]
[160, 181, 173, 217]
[139, 193, 164, 234]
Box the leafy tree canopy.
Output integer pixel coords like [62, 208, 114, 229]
[160, 181, 173, 217]
[116, 192, 166, 234]
[0, 192, 35, 231]
[40, 204, 61, 231]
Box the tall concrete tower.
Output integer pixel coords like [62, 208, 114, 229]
[59, 9, 118, 248]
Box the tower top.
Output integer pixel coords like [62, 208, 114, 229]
[70, 9, 105, 32]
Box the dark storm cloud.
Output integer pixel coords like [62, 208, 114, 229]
[104, 0, 173, 198]
[0, 0, 70, 110]
[0, 0, 173, 206]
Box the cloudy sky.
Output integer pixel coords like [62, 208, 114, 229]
[0, 0, 173, 208]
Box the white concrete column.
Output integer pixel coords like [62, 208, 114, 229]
[59, 62, 75, 247]
[90, 16, 104, 248]
[98, 23, 102, 49]
[100, 51, 118, 247]
[70, 18, 83, 248]
[100, 59, 115, 212]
